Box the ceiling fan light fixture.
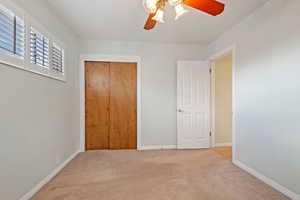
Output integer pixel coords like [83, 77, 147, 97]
[168, 0, 181, 7]
[152, 8, 165, 23]
[143, 0, 158, 13]
[175, 4, 189, 20]
[143, 0, 225, 30]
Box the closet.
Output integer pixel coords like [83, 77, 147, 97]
[85, 61, 137, 150]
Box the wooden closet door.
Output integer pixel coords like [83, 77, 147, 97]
[85, 61, 110, 150]
[109, 62, 137, 149]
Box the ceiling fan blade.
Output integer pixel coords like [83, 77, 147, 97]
[144, 12, 157, 30]
[183, 0, 225, 16]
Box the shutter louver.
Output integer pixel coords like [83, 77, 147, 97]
[0, 5, 25, 58]
[30, 27, 49, 68]
[52, 43, 64, 73]
[15, 17, 25, 57]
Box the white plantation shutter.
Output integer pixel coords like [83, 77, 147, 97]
[0, 5, 25, 58]
[0, 3, 66, 81]
[30, 27, 49, 68]
[52, 43, 64, 73]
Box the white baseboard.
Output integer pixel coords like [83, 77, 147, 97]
[139, 145, 177, 150]
[163, 145, 177, 149]
[214, 143, 232, 147]
[19, 150, 80, 200]
[233, 160, 300, 200]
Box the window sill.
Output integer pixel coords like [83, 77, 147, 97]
[0, 58, 66, 83]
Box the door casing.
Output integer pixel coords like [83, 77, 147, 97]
[210, 55, 233, 148]
[209, 45, 237, 162]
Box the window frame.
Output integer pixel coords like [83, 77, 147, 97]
[51, 41, 66, 80]
[29, 27, 50, 69]
[27, 18, 52, 76]
[0, 1, 26, 70]
[0, 1, 66, 82]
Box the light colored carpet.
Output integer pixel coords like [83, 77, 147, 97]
[32, 149, 289, 200]
[212, 147, 232, 161]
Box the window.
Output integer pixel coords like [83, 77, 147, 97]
[52, 43, 64, 73]
[30, 27, 49, 68]
[0, 4, 25, 59]
[0, 2, 66, 81]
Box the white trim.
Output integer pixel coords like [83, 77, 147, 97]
[214, 143, 232, 147]
[210, 62, 216, 147]
[79, 54, 142, 151]
[0, 61, 66, 82]
[233, 160, 300, 200]
[19, 150, 80, 200]
[139, 145, 177, 151]
[208, 45, 237, 162]
[163, 145, 177, 149]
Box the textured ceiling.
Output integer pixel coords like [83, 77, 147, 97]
[46, 0, 269, 44]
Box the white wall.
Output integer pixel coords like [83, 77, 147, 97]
[207, 0, 300, 196]
[0, 0, 80, 200]
[80, 40, 206, 147]
[3, 0, 300, 199]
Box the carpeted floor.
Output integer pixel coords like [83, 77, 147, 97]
[32, 149, 289, 200]
[212, 146, 232, 161]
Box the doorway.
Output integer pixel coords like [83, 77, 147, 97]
[211, 53, 233, 160]
[85, 61, 137, 150]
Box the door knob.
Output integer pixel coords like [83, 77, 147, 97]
[178, 109, 184, 113]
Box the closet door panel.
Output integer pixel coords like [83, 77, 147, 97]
[85, 61, 110, 150]
[109, 62, 137, 149]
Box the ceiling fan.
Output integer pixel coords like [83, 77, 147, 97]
[143, 0, 225, 30]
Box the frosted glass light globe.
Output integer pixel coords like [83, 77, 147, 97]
[143, 0, 158, 13]
[152, 9, 165, 23]
[175, 4, 189, 20]
[168, 0, 181, 6]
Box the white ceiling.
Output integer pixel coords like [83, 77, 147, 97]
[46, 0, 269, 44]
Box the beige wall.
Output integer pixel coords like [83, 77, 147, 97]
[213, 53, 232, 144]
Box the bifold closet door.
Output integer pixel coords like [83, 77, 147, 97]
[85, 61, 137, 150]
[85, 61, 110, 150]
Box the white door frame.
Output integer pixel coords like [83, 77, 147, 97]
[79, 54, 142, 152]
[208, 45, 237, 162]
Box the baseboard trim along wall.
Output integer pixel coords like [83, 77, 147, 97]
[214, 143, 232, 147]
[233, 160, 300, 200]
[19, 150, 81, 200]
[139, 145, 177, 150]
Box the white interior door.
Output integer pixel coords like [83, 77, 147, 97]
[177, 61, 211, 149]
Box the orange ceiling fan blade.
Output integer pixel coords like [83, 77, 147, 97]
[144, 12, 157, 30]
[183, 0, 225, 16]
